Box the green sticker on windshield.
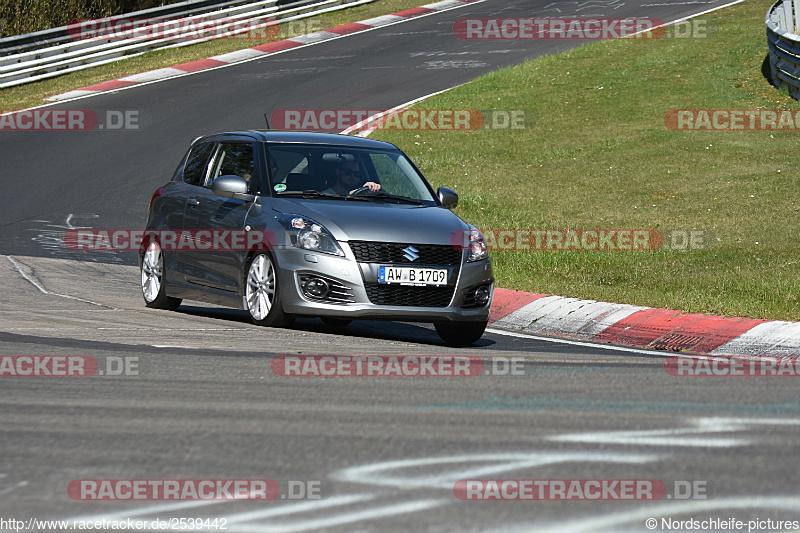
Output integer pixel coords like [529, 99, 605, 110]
[274, 183, 287, 192]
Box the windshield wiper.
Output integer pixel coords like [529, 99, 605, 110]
[350, 191, 426, 205]
[276, 190, 369, 201]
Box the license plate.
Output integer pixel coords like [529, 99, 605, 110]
[378, 267, 447, 286]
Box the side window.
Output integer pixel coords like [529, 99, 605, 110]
[205, 143, 257, 192]
[182, 142, 215, 186]
[170, 148, 190, 182]
[369, 153, 418, 198]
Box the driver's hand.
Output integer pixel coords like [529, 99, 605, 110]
[363, 181, 381, 192]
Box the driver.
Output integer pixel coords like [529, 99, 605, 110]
[323, 160, 380, 195]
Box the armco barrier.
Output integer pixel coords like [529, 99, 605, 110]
[0, 0, 246, 55]
[767, 0, 800, 99]
[0, 0, 373, 88]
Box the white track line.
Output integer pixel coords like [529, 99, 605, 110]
[485, 327, 681, 358]
[6, 255, 114, 308]
[6, 255, 48, 293]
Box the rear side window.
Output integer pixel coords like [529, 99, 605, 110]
[182, 142, 215, 186]
[205, 143, 257, 192]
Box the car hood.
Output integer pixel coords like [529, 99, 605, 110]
[272, 198, 469, 244]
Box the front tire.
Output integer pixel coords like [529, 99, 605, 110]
[141, 241, 182, 310]
[434, 321, 487, 347]
[245, 253, 293, 327]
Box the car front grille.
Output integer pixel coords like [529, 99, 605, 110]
[364, 284, 455, 307]
[349, 241, 462, 266]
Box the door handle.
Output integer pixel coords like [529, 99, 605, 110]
[187, 198, 200, 206]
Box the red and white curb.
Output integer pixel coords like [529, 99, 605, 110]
[46, 0, 481, 102]
[488, 289, 800, 356]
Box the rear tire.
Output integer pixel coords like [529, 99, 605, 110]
[245, 253, 293, 327]
[434, 321, 487, 347]
[140, 241, 182, 310]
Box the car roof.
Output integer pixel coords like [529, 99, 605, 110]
[196, 130, 400, 150]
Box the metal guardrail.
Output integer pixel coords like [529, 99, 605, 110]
[0, 0, 373, 88]
[766, 0, 800, 99]
[0, 0, 249, 55]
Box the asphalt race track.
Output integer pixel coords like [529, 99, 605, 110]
[3, 0, 800, 531]
[0, 0, 740, 261]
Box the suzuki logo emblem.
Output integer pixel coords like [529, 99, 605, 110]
[402, 246, 419, 262]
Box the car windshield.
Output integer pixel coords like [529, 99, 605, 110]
[266, 144, 438, 204]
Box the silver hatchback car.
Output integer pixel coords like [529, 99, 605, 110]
[140, 131, 493, 346]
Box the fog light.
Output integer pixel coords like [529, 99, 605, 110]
[303, 277, 329, 298]
[474, 285, 490, 306]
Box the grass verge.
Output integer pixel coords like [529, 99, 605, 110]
[371, 0, 800, 320]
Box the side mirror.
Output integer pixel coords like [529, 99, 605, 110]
[211, 175, 253, 200]
[437, 187, 458, 210]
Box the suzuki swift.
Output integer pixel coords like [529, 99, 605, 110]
[140, 131, 493, 346]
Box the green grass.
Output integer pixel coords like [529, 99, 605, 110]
[371, 0, 800, 320]
[0, 0, 424, 111]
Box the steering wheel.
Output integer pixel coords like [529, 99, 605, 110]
[349, 186, 372, 195]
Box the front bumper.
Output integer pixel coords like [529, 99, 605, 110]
[273, 244, 493, 323]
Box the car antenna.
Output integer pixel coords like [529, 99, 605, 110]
[264, 113, 272, 130]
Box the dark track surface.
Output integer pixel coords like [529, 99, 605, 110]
[1, 0, 736, 263]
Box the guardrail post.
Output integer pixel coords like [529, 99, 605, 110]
[794, 0, 800, 32]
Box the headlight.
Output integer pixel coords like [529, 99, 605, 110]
[465, 228, 488, 262]
[276, 214, 344, 256]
